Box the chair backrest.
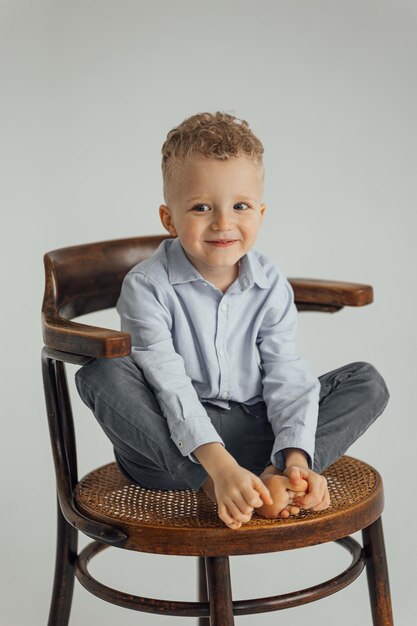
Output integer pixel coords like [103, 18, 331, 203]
[43, 234, 170, 319]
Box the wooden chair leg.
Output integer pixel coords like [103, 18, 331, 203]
[205, 556, 234, 626]
[362, 516, 394, 626]
[48, 499, 78, 626]
[198, 557, 210, 626]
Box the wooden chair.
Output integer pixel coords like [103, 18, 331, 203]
[41, 234, 394, 626]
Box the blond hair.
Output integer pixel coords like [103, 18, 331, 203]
[161, 111, 264, 201]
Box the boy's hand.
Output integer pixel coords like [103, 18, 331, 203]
[194, 443, 272, 529]
[284, 465, 330, 511]
[212, 462, 273, 529]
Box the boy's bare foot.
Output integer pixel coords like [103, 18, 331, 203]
[257, 467, 308, 519]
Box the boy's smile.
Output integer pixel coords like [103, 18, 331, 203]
[159, 155, 265, 290]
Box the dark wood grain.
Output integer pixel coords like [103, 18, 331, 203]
[73, 536, 365, 617]
[362, 517, 394, 625]
[42, 235, 170, 358]
[47, 501, 78, 626]
[206, 557, 234, 625]
[291, 278, 373, 308]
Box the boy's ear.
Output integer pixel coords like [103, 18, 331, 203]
[159, 204, 177, 236]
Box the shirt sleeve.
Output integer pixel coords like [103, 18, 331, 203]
[257, 272, 320, 470]
[116, 271, 224, 460]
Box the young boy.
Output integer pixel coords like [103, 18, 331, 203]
[75, 111, 389, 530]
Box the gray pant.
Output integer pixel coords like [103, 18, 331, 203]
[75, 358, 389, 491]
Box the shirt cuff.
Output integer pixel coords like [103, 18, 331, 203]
[171, 418, 224, 459]
[271, 427, 315, 471]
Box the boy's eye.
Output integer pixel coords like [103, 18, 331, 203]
[234, 202, 250, 210]
[191, 204, 210, 212]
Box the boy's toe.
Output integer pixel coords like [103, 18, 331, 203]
[286, 505, 300, 515]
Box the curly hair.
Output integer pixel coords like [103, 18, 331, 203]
[161, 111, 264, 200]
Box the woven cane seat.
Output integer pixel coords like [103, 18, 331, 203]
[74, 455, 383, 556]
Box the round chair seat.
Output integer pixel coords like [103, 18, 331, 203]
[75, 455, 383, 556]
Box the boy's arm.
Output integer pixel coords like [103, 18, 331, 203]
[258, 271, 321, 470]
[258, 269, 329, 512]
[117, 271, 224, 460]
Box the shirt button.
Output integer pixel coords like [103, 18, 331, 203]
[221, 303, 227, 312]
[178, 440, 183, 448]
[221, 391, 229, 399]
[219, 350, 224, 357]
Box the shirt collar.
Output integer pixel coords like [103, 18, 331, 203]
[166, 237, 270, 290]
[237, 250, 270, 291]
[166, 238, 202, 284]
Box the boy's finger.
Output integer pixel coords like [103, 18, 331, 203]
[241, 485, 263, 509]
[231, 492, 255, 518]
[285, 468, 309, 492]
[287, 505, 301, 515]
[218, 504, 242, 528]
[286, 466, 302, 481]
[288, 465, 310, 480]
[295, 491, 320, 508]
[311, 493, 331, 511]
[253, 478, 273, 505]
[218, 503, 234, 524]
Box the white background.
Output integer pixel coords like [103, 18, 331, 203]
[1, 1, 416, 624]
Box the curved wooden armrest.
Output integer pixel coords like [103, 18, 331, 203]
[42, 311, 131, 359]
[289, 279, 373, 310]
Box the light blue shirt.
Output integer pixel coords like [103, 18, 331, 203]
[116, 237, 320, 470]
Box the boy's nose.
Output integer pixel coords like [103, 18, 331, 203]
[211, 210, 233, 231]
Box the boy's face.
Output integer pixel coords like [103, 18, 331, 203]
[159, 155, 265, 285]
